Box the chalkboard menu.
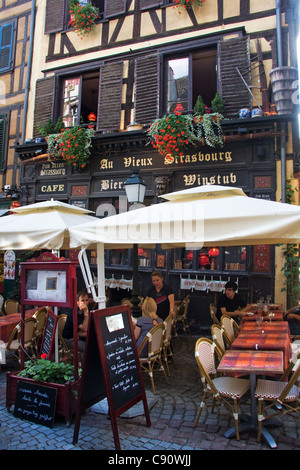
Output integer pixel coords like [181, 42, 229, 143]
[73, 306, 151, 450]
[14, 381, 57, 428]
[40, 310, 57, 359]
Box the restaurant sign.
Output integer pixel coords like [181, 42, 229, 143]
[37, 182, 67, 196]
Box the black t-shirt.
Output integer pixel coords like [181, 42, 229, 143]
[147, 283, 174, 321]
[62, 308, 85, 340]
[216, 293, 247, 321]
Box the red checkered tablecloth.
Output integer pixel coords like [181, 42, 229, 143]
[218, 350, 284, 375]
[231, 330, 291, 368]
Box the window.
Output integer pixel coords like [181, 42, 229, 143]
[165, 46, 217, 114]
[0, 23, 14, 73]
[61, 72, 99, 126]
[172, 246, 247, 272]
[0, 114, 7, 169]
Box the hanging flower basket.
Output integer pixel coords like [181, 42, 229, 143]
[147, 104, 224, 161]
[47, 125, 94, 169]
[68, 1, 100, 38]
[174, 0, 205, 12]
[147, 104, 198, 160]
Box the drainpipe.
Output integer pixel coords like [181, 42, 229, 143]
[276, 0, 286, 203]
[21, 0, 36, 144]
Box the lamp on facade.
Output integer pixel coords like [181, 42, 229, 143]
[124, 171, 146, 204]
[124, 171, 146, 317]
[208, 247, 220, 270]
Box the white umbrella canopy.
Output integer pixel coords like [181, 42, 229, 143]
[0, 199, 98, 250]
[69, 184, 300, 249]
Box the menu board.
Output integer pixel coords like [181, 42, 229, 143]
[73, 306, 150, 450]
[40, 310, 58, 359]
[14, 381, 57, 428]
[25, 270, 67, 303]
[21, 257, 77, 308]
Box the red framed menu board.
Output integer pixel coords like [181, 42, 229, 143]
[20, 252, 77, 308]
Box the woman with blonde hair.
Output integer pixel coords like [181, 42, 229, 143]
[134, 296, 163, 357]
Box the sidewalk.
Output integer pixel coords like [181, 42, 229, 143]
[0, 334, 300, 452]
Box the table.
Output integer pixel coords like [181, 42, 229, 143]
[241, 311, 283, 326]
[231, 330, 291, 369]
[218, 349, 284, 448]
[241, 321, 290, 334]
[0, 312, 33, 343]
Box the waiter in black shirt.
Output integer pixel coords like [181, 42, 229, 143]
[216, 281, 250, 322]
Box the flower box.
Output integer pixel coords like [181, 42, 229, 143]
[6, 371, 80, 426]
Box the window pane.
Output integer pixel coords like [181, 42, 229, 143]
[167, 57, 189, 113]
[224, 246, 247, 271]
[62, 77, 80, 127]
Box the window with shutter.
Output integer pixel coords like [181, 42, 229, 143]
[218, 36, 251, 118]
[163, 46, 218, 114]
[0, 23, 14, 73]
[33, 77, 55, 137]
[135, 54, 160, 124]
[0, 114, 7, 169]
[98, 62, 123, 130]
[45, 0, 65, 34]
[105, 0, 126, 18]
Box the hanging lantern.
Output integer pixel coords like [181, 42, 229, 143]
[208, 247, 219, 257]
[199, 252, 209, 267]
[186, 250, 193, 261]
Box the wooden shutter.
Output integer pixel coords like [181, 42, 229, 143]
[0, 23, 14, 72]
[140, 0, 164, 9]
[219, 36, 252, 118]
[98, 62, 123, 131]
[134, 54, 160, 124]
[105, 0, 126, 18]
[33, 77, 55, 138]
[45, 0, 65, 34]
[0, 114, 7, 169]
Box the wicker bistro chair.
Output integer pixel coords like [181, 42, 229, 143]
[194, 338, 250, 440]
[173, 295, 191, 338]
[210, 303, 221, 326]
[162, 314, 175, 376]
[138, 323, 169, 394]
[0, 295, 4, 316]
[211, 324, 230, 356]
[5, 317, 37, 362]
[220, 314, 240, 346]
[4, 299, 21, 315]
[255, 358, 300, 443]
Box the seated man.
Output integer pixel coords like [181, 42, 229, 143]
[216, 280, 250, 322]
[284, 305, 300, 336]
[62, 290, 90, 355]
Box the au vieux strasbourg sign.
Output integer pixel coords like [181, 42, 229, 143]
[94, 146, 248, 192]
[37, 146, 252, 194]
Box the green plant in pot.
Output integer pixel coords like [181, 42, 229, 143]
[68, 0, 99, 38]
[18, 355, 80, 384]
[193, 94, 224, 147]
[37, 117, 65, 137]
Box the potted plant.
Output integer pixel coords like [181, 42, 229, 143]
[193, 94, 224, 147]
[147, 104, 197, 161]
[6, 355, 81, 425]
[173, 0, 205, 12]
[211, 92, 226, 115]
[47, 125, 95, 169]
[68, 0, 100, 38]
[37, 117, 65, 137]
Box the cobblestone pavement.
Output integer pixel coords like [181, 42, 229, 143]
[0, 334, 300, 455]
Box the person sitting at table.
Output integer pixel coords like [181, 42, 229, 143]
[134, 296, 163, 357]
[216, 281, 250, 322]
[284, 305, 300, 336]
[147, 270, 175, 321]
[62, 290, 90, 356]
